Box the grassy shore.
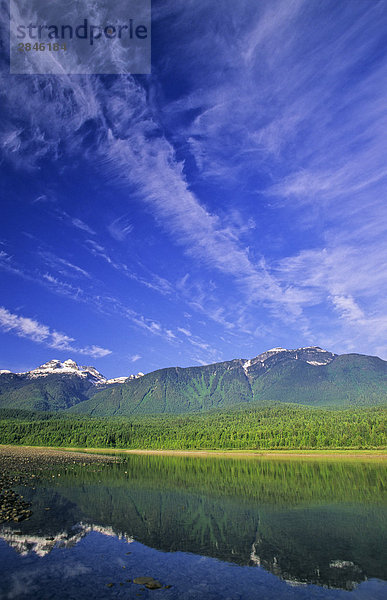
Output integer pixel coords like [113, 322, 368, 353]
[1, 444, 386, 461]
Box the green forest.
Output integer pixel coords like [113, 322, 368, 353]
[0, 404, 385, 449]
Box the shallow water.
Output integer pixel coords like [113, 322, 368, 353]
[0, 454, 386, 599]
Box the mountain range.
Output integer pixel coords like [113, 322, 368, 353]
[1, 347, 386, 416]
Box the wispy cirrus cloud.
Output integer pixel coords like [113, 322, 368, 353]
[177, 327, 191, 337]
[1, 0, 386, 361]
[0, 60, 295, 320]
[176, 324, 220, 358]
[38, 251, 91, 279]
[102, 108, 286, 310]
[0, 250, 178, 346]
[71, 217, 96, 236]
[130, 354, 141, 363]
[276, 245, 387, 302]
[31, 194, 56, 204]
[276, 243, 387, 354]
[42, 273, 84, 300]
[331, 295, 365, 324]
[0, 250, 28, 279]
[85, 239, 115, 266]
[107, 217, 133, 241]
[0, 306, 111, 358]
[85, 238, 174, 296]
[55, 210, 96, 236]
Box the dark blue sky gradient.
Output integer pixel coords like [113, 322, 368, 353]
[1, 0, 386, 377]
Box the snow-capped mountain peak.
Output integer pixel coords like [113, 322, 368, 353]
[12, 359, 144, 386]
[242, 346, 336, 376]
[21, 359, 106, 383]
[62, 359, 78, 369]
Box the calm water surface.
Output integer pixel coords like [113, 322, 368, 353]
[0, 454, 386, 600]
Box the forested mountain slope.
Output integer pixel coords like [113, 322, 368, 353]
[69, 348, 387, 416]
[1, 347, 386, 415]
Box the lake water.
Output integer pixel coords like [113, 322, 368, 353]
[0, 454, 386, 600]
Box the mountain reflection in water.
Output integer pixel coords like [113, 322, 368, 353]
[0, 454, 386, 597]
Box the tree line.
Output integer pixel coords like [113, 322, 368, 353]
[0, 404, 385, 449]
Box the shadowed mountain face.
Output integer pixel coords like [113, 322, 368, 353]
[0, 372, 97, 411]
[1, 455, 386, 590]
[1, 347, 387, 414]
[0, 359, 140, 412]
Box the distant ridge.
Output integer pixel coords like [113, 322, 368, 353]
[1, 347, 386, 415]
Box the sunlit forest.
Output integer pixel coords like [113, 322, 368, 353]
[0, 404, 385, 449]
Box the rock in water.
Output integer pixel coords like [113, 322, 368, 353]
[133, 577, 163, 589]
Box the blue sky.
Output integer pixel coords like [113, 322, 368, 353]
[1, 0, 387, 377]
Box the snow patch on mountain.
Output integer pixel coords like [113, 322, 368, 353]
[242, 359, 252, 375]
[266, 347, 287, 354]
[105, 376, 128, 385]
[306, 360, 327, 366]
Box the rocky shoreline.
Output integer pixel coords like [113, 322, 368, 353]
[0, 474, 32, 524]
[0, 445, 119, 525]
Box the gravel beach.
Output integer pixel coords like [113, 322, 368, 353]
[0, 445, 118, 525]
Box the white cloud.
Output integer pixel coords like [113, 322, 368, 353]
[188, 338, 210, 351]
[71, 218, 96, 236]
[85, 238, 174, 296]
[0, 308, 50, 343]
[0, 66, 292, 318]
[276, 245, 387, 301]
[0, 250, 28, 279]
[80, 345, 112, 359]
[276, 244, 387, 355]
[165, 329, 176, 340]
[0, 250, 180, 346]
[32, 194, 53, 204]
[331, 295, 365, 323]
[42, 273, 84, 301]
[0, 306, 111, 358]
[194, 358, 209, 366]
[38, 252, 90, 279]
[108, 217, 133, 241]
[85, 239, 115, 265]
[105, 125, 284, 306]
[177, 327, 192, 337]
[130, 354, 141, 362]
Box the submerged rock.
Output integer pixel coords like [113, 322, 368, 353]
[146, 581, 163, 590]
[133, 577, 163, 589]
